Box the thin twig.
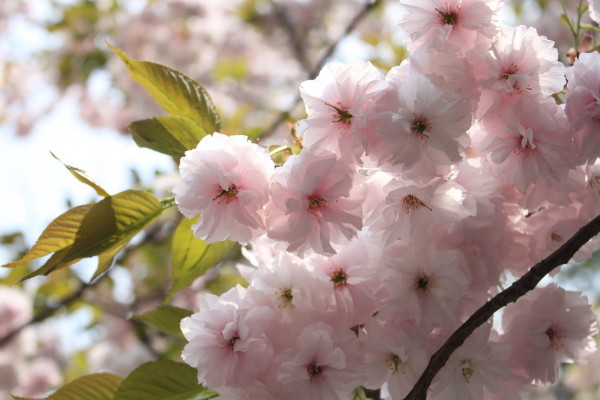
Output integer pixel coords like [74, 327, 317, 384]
[402, 213, 600, 400]
[261, 0, 382, 139]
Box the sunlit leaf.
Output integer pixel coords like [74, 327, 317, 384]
[112, 360, 218, 400]
[128, 116, 208, 158]
[134, 305, 193, 339]
[51, 152, 110, 197]
[11, 373, 122, 400]
[108, 43, 220, 134]
[168, 217, 236, 301]
[21, 190, 163, 280]
[2, 204, 93, 269]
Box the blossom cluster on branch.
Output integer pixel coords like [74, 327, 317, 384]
[174, 1, 600, 399]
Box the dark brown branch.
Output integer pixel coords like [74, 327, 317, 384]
[402, 213, 600, 400]
[262, 0, 382, 139]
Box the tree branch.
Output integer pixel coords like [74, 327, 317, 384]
[402, 213, 600, 400]
[261, 0, 382, 139]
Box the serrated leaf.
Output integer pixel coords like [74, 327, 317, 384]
[112, 360, 218, 400]
[2, 204, 93, 269]
[167, 217, 236, 301]
[134, 305, 193, 339]
[51, 152, 110, 197]
[128, 116, 208, 158]
[21, 190, 163, 280]
[108, 43, 220, 133]
[11, 373, 122, 400]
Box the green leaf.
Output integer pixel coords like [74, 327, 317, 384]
[168, 217, 236, 301]
[51, 152, 110, 197]
[128, 116, 208, 158]
[22, 190, 163, 280]
[2, 204, 93, 269]
[560, 13, 575, 33]
[108, 43, 220, 133]
[112, 360, 218, 400]
[134, 305, 193, 339]
[11, 373, 122, 400]
[581, 23, 600, 34]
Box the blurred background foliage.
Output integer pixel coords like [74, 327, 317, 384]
[0, 0, 599, 399]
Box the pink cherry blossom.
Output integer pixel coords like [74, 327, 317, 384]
[363, 317, 429, 399]
[275, 322, 364, 400]
[431, 324, 511, 400]
[174, 132, 274, 243]
[180, 287, 276, 389]
[474, 24, 566, 118]
[398, 0, 502, 55]
[370, 71, 472, 169]
[565, 51, 600, 163]
[381, 245, 470, 329]
[366, 176, 475, 244]
[299, 61, 387, 162]
[501, 284, 598, 383]
[473, 98, 575, 194]
[266, 148, 364, 256]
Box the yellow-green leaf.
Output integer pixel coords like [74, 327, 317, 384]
[134, 305, 193, 339]
[108, 43, 220, 134]
[168, 217, 236, 301]
[21, 190, 163, 280]
[2, 204, 93, 269]
[112, 360, 217, 400]
[11, 373, 122, 400]
[128, 116, 208, 158]
[51, 152, 110, 197]
[64, 190, 162, 259]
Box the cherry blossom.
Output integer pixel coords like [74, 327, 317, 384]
[266, 148, 364, 256]
[299, 61, 387, 162]
[501, 284, 598, 383]
[398, 0, 502, 55]
[174, 132, 274, 243]
[474, 24, 566, 118]
[565, 51, 600, 163]
[370, 70, 472, 170]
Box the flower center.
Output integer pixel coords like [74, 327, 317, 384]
[330, 267, 348, 288]
[213, 184, 239, 204]
[307, 363, 323, 378]
[228, 335, 240, 350]
[459, 359, 475, 383]
[308, 195, 328, 216]
[278, 288, 293, 306]
[326, 102, 353, 127]
[411, 117, 430, 141]
[545, 326, 564, 351]
[415, 275, 430, 292]
[515, 127, 536, 156]
[402, 194, 433, 214]
[386, 354, 407, 374]
[436, 7, 459, 26]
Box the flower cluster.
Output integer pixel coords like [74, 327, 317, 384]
[175, 1, 600, 399]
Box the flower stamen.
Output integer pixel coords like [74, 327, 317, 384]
[213, 184, 239, 204]
[326, 102, 353, 126]
[402, 194, 433, 214]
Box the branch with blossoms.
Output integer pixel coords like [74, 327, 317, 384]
[4, 1, 600, 400]
[403, 212, 600, 400]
